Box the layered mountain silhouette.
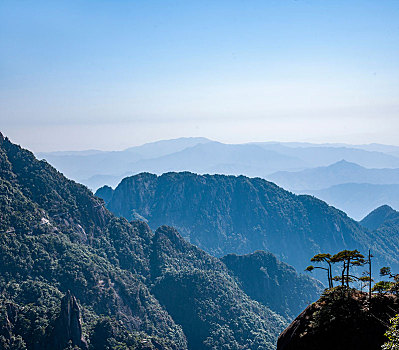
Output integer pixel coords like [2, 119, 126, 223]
[0, 132, 321, 350]
[39, 139, 399, 223]
[268, 160, 399, 191]
[267, 160, 399, 219]
[38, 138, 399, 191]
[306, 183, 399, 220]
[37, 137, 213, 188]
[255, 143, 399, 169]
[96, 172, 399, 274]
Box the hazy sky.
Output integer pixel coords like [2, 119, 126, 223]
[1, 0, 399, 151]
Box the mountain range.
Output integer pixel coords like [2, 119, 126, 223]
[96, 172, 399, 275]
[3, 131, 399, 349]
[38, 138, 399, 191]
[267, 160, 399, 219]
[0, 132, 322, 350]
[38, 138, 399, 221]
[307, 183, 399, 220]
[268, 160, 399, 191]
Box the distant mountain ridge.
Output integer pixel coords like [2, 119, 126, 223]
[124, 137, 212, 157]
[37, 138, 399, 190]
[254, 143, 399, 168]
[37, 137, 213, 188]
[124, 141, 303, 178]
[96, 172, 399, 273]
[306, 183, 399, 220]
[268, 160, 399, 191]
[267, 160, 399, 219]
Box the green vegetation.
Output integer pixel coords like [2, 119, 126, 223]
[378, 267, 399, 349]
[306, 250, 372, 292]
[360, 205, 399, 231]
[0, 133, 320, 349]
[382, 315, 399, 350]
[306, 254, 334, 288]
[96, 172, 399, 274]
[331, 250, 367, 287]
[277, 285, 399, 350]
[292, 251, 399, 349]
[371, 266, 399, 295]
[222, 251, 322, 319]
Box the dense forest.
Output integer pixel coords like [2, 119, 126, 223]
[0, 133, 320, 349]
[96, 172, 399, 273]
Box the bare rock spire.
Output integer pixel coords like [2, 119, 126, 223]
[47, 290, 88, 350]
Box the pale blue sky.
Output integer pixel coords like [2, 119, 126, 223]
[1, 0, 399, 151]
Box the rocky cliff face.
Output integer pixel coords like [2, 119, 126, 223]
[277, 288, 399, 350]
[97, 172, 399, 272]
[0, 302, 18, 342]
[47, 291, 88, 350]
[221, 251, 322, 319]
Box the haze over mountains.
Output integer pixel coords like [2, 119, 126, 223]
[268, 161, 399, 219]
[307, 183, 399, 220]
[38, 138, 399, 188]
[38, 137, 399, 220]
[3, 132, 399, 348]
[1, 132, 325, 349]
[269, 160, 399, 191]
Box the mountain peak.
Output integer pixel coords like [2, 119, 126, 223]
[0, 131, 6, 147]
[124, 137, 212, 153]
[376, 204, 396, 212]
[102, 170, 395, 274]
[330, 159, 362, 168]
[47, 291, 88, 350]
[360, 204, 399, 230]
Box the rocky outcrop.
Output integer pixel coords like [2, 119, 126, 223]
[0, 302, 18, 341]
[277, 288, 399, 350]
[47, 291, 88, 350]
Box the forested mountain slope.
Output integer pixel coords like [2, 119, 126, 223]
[221, 251, 321, 319]
[359, 206, 399, 261]
[360, 205, 399, 230]
[97, 172, 399, 272]
[0, 133, 186, 349]
[0, 132, 319, 350]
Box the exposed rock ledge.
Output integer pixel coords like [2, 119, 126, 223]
[277, 288, 399, 350]
[47, 290, 88, 350]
